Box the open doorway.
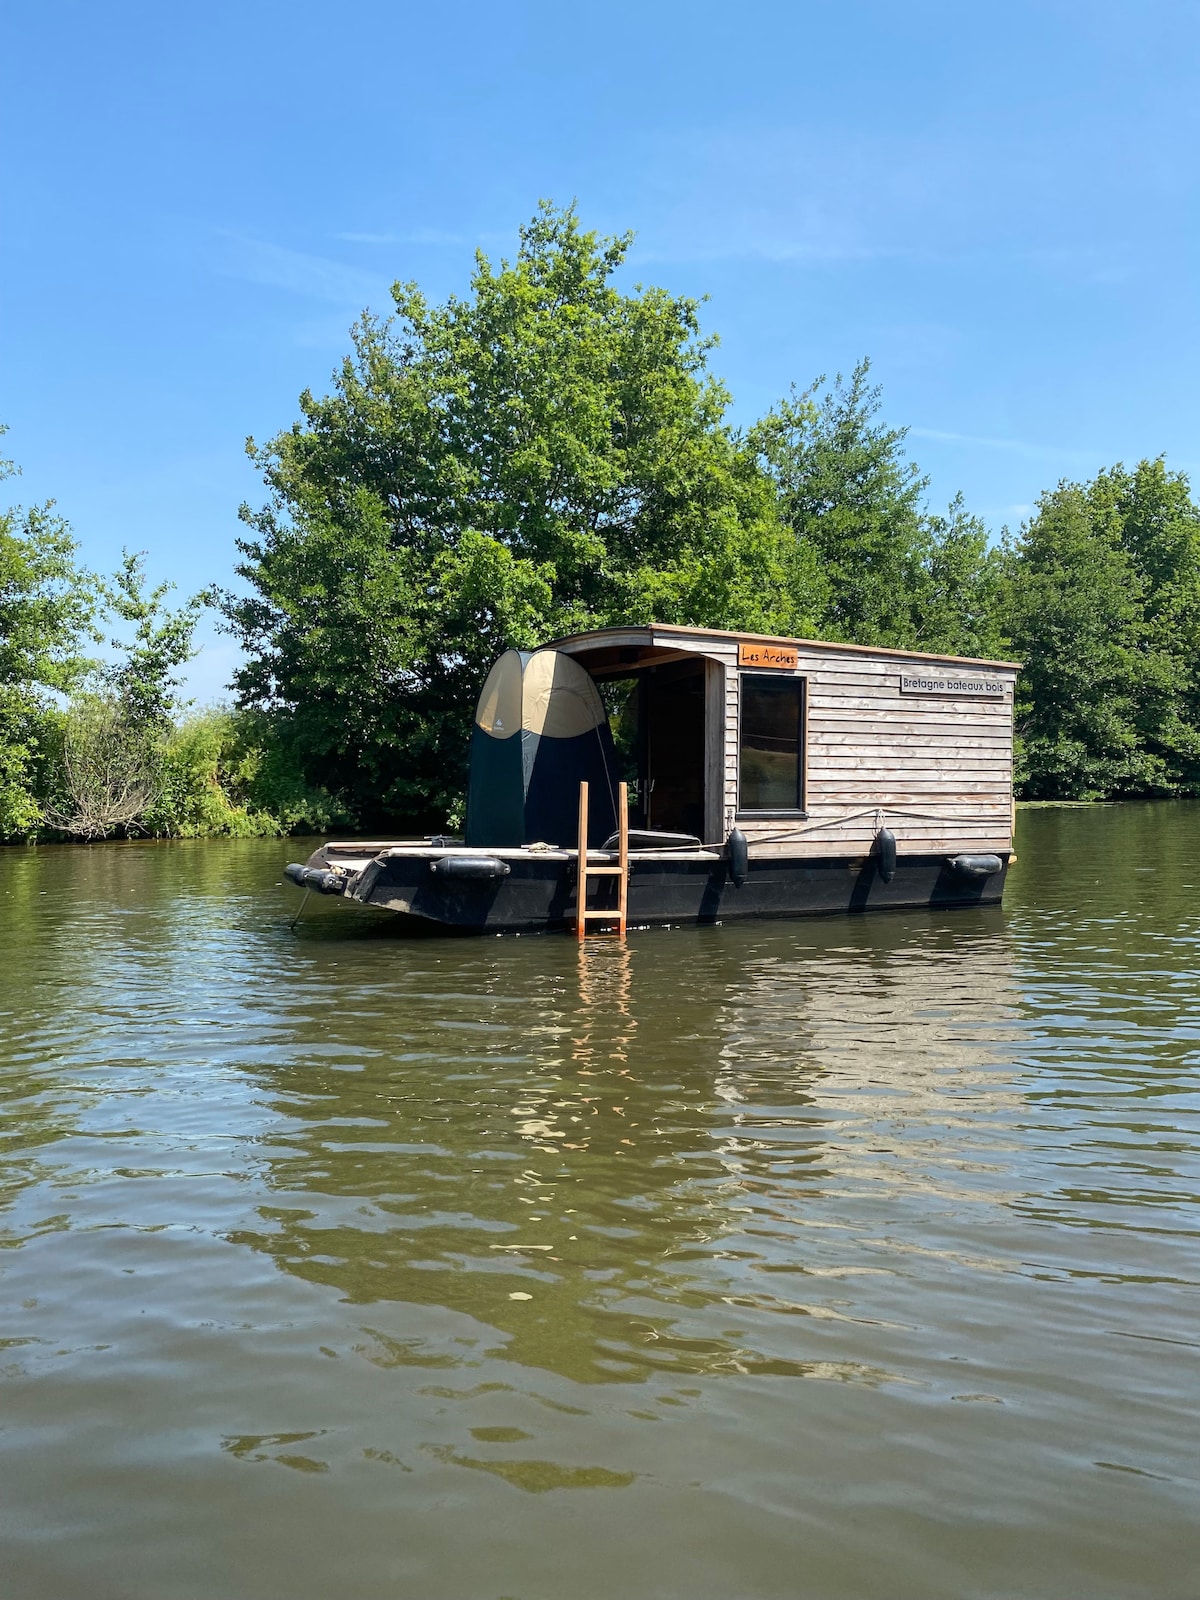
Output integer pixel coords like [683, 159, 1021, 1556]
[599, 659, 706, 838]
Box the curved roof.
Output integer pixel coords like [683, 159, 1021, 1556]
[474, 649, 610, 739]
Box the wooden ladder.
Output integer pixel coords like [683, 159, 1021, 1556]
[575, 780, 628, 938]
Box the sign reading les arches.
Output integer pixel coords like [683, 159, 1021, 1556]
[738, 640, 798, 670]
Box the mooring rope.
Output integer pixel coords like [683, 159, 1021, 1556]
[614, 803, 1000, 856]
[737, 804, 981, 849]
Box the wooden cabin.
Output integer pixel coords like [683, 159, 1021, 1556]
[287, 624, 1021, 934]
[550, 624, 1019, 862]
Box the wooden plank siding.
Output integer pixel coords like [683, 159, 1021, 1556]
[652, 627, 1015, 859]
[553, 625, 1018, 859]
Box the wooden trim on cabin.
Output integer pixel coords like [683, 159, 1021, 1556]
[581, 647, 698, 679]
[735, 810, 809, 822]
[735, 671, 807, 815]
[802, 675, 810, 809]
[547, 623, 1022, 672]
[1010, 692, 1018, 851]
[703, 657, 725, 844]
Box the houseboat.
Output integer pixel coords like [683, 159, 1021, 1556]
[284, 625, 1020, 934]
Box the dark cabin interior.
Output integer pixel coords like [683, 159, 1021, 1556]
[601, 658, 707, 839]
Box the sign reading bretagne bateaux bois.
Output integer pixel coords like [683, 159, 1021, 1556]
[900, 670, 1004, 697]
[738, 641, 798, 669]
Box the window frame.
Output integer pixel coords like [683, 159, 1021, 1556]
[735, 672, 808, 818]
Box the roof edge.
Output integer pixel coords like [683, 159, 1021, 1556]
[544, 624, 1021, 672]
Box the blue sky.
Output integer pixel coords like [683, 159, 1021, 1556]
[4, 0, 1198, 698]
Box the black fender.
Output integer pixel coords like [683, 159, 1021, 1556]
[284, 863, 346, 895]
[726, 828, 749, 889]
[428, 855, 511, 881]
[874, 826, 897, 884]
[946, 853, 1003, 879]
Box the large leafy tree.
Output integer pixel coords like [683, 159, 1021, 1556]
[1085, 459, 1200, 789]
[0, 436, 96, 837]
[752, 362, 1005, 656]
[222, 202, 821, 828]
[1003, 460, 1200, 799]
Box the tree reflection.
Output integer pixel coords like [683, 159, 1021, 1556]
[228, 912, 1021, 1385]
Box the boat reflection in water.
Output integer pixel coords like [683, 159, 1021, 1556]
[6, 813, 1200, 1599]
[230, 909, 1023, 1387]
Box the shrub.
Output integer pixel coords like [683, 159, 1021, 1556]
[145, 709, 346, 838]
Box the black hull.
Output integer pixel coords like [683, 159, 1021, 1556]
[324, 852, 1008, 934]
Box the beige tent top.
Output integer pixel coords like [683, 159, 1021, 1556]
[474, 649, 609, 740]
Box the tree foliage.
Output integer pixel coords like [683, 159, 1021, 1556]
[103, 551, 203, 731]
[144, 709, 348, 838]
[43, 695, 163, 840]
[8, 210, 1200, 839]
[752, 363, 1004, 657]
[0, 435, 96, 837]
[0, 441, 339, 842]
[1004, 460, 1200, 798]
[221, 202, 822, 828]
[44, 553, 207, 841]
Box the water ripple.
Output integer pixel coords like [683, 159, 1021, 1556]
[2, 811, 1199, 1599]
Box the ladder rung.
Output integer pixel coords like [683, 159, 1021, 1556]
[576, 779, 629, 939]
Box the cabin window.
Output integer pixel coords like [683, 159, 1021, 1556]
[738, 675, 805, 812]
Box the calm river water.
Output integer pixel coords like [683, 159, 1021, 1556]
[2, 805, 1198, 1599]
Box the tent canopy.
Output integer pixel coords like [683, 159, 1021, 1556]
[465, 650, 619, 848]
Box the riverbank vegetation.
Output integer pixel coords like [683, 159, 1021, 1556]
[1, 441, 341, 842]
[4, 204, 1200, 842]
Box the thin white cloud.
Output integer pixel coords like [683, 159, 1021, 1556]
[975, 503, 1036, 525]
[631, 121, 1142, 280]
[909, 427, 1103, 466]
[633, 127, 948, 267]
[212, 232, 384, 305]
[639, 237, 909, 266]
[336, 226, 465, 246]
[914, 431, 1200, 487]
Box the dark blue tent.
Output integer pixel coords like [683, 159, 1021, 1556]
[465, 650, 619, 847]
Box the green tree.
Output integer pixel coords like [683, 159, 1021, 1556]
[752, 362, 1004, 655]
[102, 550, 203, 731]
[1004, 470, 1200, 806]
[48, 553, 204, 840]
[1083, 459, 1200, 789]
[221, 202, 821, 828]
[917, 495, 1007, 659]
[0, 435, 95, 838]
